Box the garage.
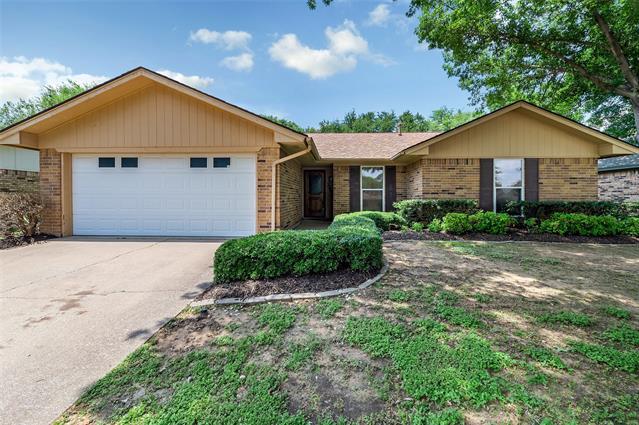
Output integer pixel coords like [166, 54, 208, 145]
[72, 154, 256, 237]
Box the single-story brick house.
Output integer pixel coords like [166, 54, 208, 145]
[1, 67, 638, 237]
[598, 154, 639, 202]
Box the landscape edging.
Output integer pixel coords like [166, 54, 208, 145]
[191, 258, 389, 307]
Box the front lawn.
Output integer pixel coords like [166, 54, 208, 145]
[56, 241, 639, 424]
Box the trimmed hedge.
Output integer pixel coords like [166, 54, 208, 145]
[214, 214, 383, 283]
[430, 211, 514, 235]
[339, 211, 406, 231]
[505, 200, 639, 220]
[539, 213, 626, 237]
[393, 199, 478, 225]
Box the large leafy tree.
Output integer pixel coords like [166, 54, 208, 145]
[310, 0, 639, 144]
[0, 81, 93, 129]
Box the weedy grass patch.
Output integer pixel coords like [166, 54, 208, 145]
[537, 311, 594, 327]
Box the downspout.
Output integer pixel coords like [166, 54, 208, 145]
[271, 142, 313, 231]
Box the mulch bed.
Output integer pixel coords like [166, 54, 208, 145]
[198, 268, 379, 301]
[0, 234, 55, 250]
[383, 229, 639, 244]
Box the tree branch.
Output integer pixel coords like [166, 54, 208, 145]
[592, 10, 639, 91]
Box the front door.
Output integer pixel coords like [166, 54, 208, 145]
[304, 170, 326, 218]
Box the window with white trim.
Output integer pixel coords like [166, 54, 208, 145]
[361, 166, 384, 211]
[494, 159, 524, 212]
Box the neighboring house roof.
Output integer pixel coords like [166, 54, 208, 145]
[309, 132, 440, 160]
[0, 67, 308, 147]
[598, 154, 639, 172]
[395, 101, 639, 159]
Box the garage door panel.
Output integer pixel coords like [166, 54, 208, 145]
[73, 155, 256, 236]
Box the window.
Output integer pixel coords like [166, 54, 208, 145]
[213, 157, 231, 168]
[361, 166, 384, 211]
[190, 157, 207, 168]
[494, 159, 523, 212]
[121, 157, 138, 168]
[98, 157, 115, 168]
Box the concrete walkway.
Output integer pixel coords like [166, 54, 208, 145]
[0, 237, 221, 425]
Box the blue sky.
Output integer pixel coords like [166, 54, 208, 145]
[0, 0, 471, 128]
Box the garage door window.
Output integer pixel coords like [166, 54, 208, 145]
[98, 157, 115, 168]
[213, 157, 231, 168]
[190, 157, 207, 168]
[121, 157, 138, 168]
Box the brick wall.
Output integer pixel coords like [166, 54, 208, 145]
[421, 158, 480, 200]
[539, 158, 598, 201]
[0, 169, 39, 193]
[406, 160, 422, 199]
[256, 147, 279, 232]
[395, 165, 407, 202]
[39, 149, 62, 236]
[333, 165, 350, 215]
[598, 169, 639, 202]
[277, 151, 303, 229]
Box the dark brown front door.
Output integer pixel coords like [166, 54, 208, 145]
[304, 170, 326, 218]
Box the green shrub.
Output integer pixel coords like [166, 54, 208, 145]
[468, 211, 514, 235]
[441, 213, 472, 234]
[428, 218, 443, 233]
[505, 200, 631, 220]
[524, 217, 539, 232]
[214, 214, 382, 282]
[539, 213, 621, 236]
[411, 222, 424, 232]
[393, 199, 478, 225]
[342, 211, 406, 231]
[621, 217, 639, 236]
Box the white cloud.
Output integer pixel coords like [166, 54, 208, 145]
[367, 4, 391, 26]
[269, 20, 389, 79]
[156, 70, 214, 89]
[220, 53, 254, 72]
[189, 29, 252, 50]
[0, 56, 107, 103]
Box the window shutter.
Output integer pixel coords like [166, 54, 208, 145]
[524, 158, 539, 202]
[479, 159, 494, 211]
[385, 166, 396, 212]
[349, 166, 361, 212]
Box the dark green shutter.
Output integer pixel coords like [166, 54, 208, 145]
[479, 159, 494, 211]
[349, 166, 360, 212]
[524, 158, 539, 202]
[385, 166, 396, 211]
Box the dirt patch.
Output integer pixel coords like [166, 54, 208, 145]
[154, 308, 223, 356]
[0, 233, 55, 250]
[384, 229, 639, 244]
[198, 268, 379, 300]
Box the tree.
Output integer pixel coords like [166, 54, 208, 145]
[0, 81, 93, 129]
[314, 108, 478, 132]
[262, 115, 307, 133]
[310, 0, 639, 144]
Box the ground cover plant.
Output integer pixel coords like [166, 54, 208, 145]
[56, 240, 639, 424]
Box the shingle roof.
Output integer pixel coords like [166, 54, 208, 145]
[309, 132, 440, 160]
[598, 154, 639, 172]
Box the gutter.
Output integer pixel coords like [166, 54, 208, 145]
[271, 140, 313, 231]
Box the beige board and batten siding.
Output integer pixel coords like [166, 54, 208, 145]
[39, 83, 276, 153]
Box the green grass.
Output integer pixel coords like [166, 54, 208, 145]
[568, 340, 639, 373]
[315, 299, 344, 319]
[343, 316, 512, 408]
[537, 311, 594, 327]
[286, 335, 322, 370]
[256, 304, 298, 334]
[602, 324, 639, 348]
[388, 289, 411, 302]
[601, 305, 632, 320]
[524, 346, 568, 370]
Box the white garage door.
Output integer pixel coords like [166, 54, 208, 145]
[72, 155, 256, 236]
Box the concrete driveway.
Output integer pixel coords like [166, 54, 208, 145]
[0, 237, 221, 425]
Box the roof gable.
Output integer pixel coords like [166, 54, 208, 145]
[0, 67, 307, 144]
[397, 101, 639, 159]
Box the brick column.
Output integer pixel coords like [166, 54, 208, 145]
[256, 147, 279, 232]
[39, 149, 63, 236]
